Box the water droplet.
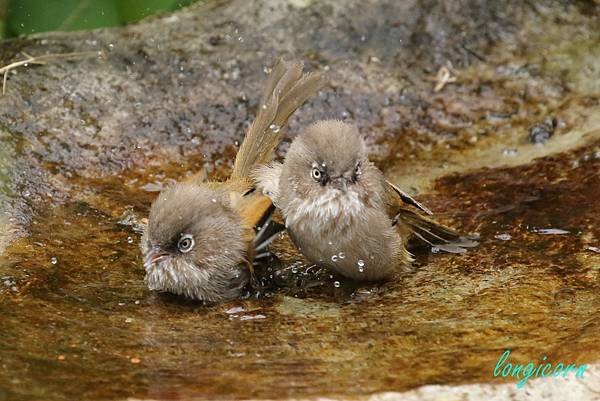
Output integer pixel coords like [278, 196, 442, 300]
[127, 236, 134, 244]
[50, 257, 58, 265]
[211, 198, 217, 203]
[234, 140, 240, 147]
[494, 233, 511, 241]
[357, 260, 365, 272]
[269, 124, 280, 133]
[338, 252, 345, 259]
[327, 241, 333, 246]
[502, 148, 518, 157]
[534, 228, 570, 235]
[239, 314, 266, 321]
[226, 306, 245, 314]
[108, 43, 114, 50]
[333, 281, 341, 288]
[331, 255, 338, 262]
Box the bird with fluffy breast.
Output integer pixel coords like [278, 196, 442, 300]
[254, 120, 477, 281]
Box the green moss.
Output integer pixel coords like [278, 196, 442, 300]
[6, 0, 121, 36]
[116, 0, 180, 23]
[3, 0, 201, 38]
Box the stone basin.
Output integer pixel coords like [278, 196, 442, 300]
[0, 1, 599, 400]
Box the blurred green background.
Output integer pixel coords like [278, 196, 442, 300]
[0, 0, 200, 39]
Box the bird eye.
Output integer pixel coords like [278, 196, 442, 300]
[177, 234, 195, 253]
[352, 162, 362, 182]
[311, 167, 322, 181]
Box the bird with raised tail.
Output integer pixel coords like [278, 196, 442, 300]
[141, 60, 325, 302]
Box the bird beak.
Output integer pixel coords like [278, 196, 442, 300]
[143, 246, 169, 269]
[330, 176, 349, 192]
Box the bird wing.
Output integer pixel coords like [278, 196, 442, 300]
[234, 192, 284, 263]
[237, 193, 274, 229]
[231, 59, 325, 179]
[384, 181, 479, 253]
[385, 180, 433, 215]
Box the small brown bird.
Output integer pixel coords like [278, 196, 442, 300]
[254, 120, 477, 281]
[141, 60, 324, 302]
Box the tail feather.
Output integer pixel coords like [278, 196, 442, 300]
[232, 59, 325, 179]
[265, 61, 303, 105]
[272, 73, 325, 128]
[393, 208, 479, 254]
[258, 60, 301, 107]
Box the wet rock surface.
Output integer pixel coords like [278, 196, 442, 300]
[0, 0, 599, 400]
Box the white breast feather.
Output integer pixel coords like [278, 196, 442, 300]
[286, 189, 365, 233]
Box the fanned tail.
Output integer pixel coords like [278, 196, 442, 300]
[393, 208, 479, 254]
[232, 59, 325, 179]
